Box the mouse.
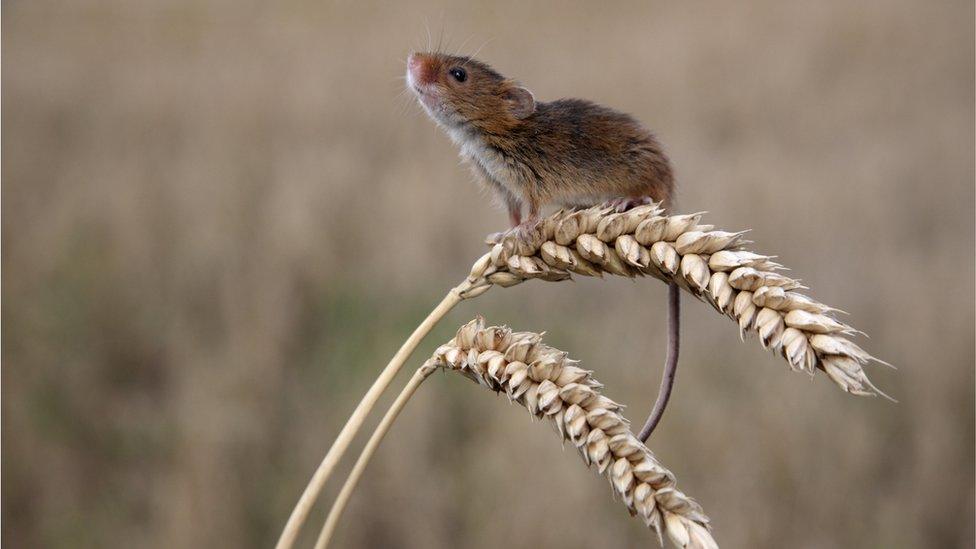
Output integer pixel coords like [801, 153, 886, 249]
[405, 52, 674, 228]
[407, 51, 680, 443]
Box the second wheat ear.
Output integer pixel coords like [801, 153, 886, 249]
[276, 202, 891, 549]
[314, 317, 718, 549]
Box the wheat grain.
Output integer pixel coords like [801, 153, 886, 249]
[426, 317, 717, 549]
[459, 203, 891, 399]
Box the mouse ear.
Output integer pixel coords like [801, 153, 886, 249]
[504, 86, 536, 119]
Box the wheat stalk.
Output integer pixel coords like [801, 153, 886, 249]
[275, 290, 466, 549]
[314, 364, 438, 549]
[315, 317, 717, 549]
[462, 203, 892, 398]
[276, 280, 495, 549]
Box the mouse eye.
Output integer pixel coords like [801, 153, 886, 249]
[449, 67, 467, 82]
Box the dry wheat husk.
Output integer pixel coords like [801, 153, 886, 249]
[427, 317, 717, 549]
[458, 203, 892, 399]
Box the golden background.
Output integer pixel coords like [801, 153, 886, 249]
[3, 1, 974, 547]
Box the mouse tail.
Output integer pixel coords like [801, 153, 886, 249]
[637, 280, 680, 442]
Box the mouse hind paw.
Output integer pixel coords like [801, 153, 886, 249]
[609, 196, 656, 213]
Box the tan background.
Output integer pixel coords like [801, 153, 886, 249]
[3, 1, 974, 547]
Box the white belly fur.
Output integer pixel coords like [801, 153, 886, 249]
[448, 127, 526, 202]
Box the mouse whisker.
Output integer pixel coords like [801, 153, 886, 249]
[462, 38, 494, 69]
[453, 34, 474, 57]
[392, 88, 412, 106]
[435, 13, 446, 53]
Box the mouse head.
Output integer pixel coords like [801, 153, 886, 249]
[407, 52, 535, 132]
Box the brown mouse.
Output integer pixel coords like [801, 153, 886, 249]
[406, 52, 675, 228]
[406, 51, 681, 443]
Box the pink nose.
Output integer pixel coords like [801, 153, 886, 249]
[407, 53, 433, 85]
[407, 54, 422, 71]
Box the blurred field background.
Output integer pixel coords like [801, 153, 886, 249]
[3, 1, 974, 547]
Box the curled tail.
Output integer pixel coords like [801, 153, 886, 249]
[637, 280, 680, 442]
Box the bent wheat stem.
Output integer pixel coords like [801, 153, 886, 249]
[314, 364, 437, 549]
[276, 288, 464, 549]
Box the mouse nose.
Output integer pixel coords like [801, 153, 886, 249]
[407, 53, 422, 71]
[407, 53, 433, 85]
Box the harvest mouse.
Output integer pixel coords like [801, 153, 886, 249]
[407, 51, 680, 442]
[406, 52, 674, 228]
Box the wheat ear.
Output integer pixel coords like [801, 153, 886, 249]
[316, 318, 717, 549]
[471, 203, 892, 398]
